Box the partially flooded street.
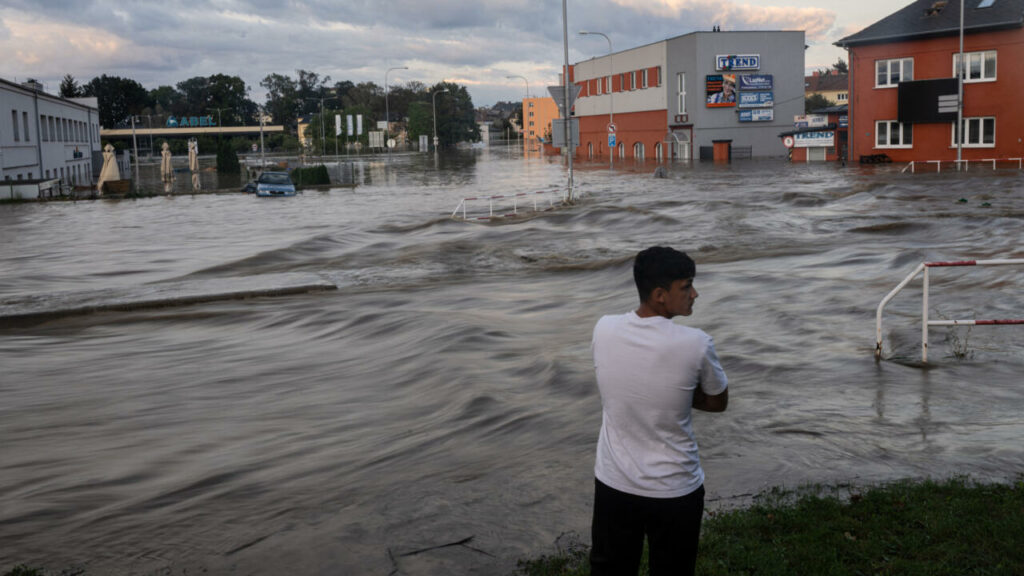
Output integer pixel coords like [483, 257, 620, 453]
[2, 150, 1022, 574]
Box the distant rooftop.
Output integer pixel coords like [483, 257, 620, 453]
[835, 0, 1024, 47]
[805, 72, 848, 92]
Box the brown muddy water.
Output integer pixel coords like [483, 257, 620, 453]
[1, 149, 1022, 575]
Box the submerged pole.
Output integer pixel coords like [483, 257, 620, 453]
[562, 0, 574, 202]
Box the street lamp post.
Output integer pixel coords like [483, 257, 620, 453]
[432, 88, 450, 151]
[385, 66, 408, 155]
[579, 30, 614, 169]
[144, 114, 154, 158]
[207, 107, 228, 146]
[305, 95, 338, 159]
[506, 75, 529, 150]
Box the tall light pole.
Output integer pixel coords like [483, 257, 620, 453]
[207, 107, 228, 145]
[305, 94, 338, 158]
[432, 87, 450, 151]
[507, 75, 528, 150]
[258, 106, 266, 169]
[144, 114, 154, 158]
[385, 66, 408, 154]
[956, 0, 964, 165]
[580, 30, 613, 169]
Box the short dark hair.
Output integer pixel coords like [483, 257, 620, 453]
[633, 246, 695, 301]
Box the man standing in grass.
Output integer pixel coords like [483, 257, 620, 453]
[590, 246, 729, 576]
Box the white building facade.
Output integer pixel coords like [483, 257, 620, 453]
[1, 78, 102, 185]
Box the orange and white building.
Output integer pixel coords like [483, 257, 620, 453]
[521, 97, 559, 153]
[569, 30, 805, 161]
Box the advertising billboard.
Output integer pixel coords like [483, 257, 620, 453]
[739, 109, 774, 122]
[739, 74, 773, 91]
[738, 91, 774, 108]
[794, 131, 834, 147]
[706, 74, 737, 107]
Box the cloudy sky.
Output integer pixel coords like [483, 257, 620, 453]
[1, 0, 908, 107]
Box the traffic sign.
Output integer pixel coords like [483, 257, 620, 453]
[608, 134, 617, 148]
[607, 123, 617, 134]
[782, 136, 794, 148]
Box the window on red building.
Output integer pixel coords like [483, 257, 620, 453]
[953, 117, 995, 147]
[876, 58, 913, 87]
[876, 120, 913, 147]
[953, 50, 996, 82]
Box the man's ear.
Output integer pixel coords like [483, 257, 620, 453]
[650, 286, 668, 305]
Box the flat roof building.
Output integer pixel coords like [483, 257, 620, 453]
[1, 77, 102, 186]
[571, 30, 805, 161]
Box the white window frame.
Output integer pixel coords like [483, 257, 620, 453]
[875, 120, 913, 148]
[12, 110, 19, 141]
[629, 71, 636, 90]
[952, 116, 995, 147]
[875, 58, 913, 88]
[596, 77, 602, 95]
[605, 76, 611, 94]
[953, 50, 996, 83]
[677, 72, 686, 115]
[642, 69, 649, 89]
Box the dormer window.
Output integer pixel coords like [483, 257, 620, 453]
[978, 0, 996, 7]
[925, 1, 947, 15]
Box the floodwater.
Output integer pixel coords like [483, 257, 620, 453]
[1, 149, 1022, 575]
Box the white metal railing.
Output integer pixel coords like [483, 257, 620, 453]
[875, 258, 1024, 362]
[902, 158, 1023, 173]
[451, 189, 567, 221]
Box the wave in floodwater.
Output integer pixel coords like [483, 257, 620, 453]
[1, 152, 1023, 575]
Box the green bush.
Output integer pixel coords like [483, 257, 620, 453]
[216, 140, 240, 173]
[290, 164, 330, 187]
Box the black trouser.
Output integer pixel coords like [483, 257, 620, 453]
[590, 478, 705, 576]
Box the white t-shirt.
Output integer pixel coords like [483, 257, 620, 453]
[592, 311, 728, 498]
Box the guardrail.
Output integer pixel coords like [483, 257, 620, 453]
[901, 158, 1024, 173]
[451, 189, 567, 221]
[875, 259, 1024, 362]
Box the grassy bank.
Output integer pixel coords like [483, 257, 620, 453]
[517, 477, 1024, 576]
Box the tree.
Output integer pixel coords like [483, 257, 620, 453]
[261, 73, 299, 132]
[59, 74, 81, 98]
[805, 93, 835, 113]
[430, 82, 479, 147]
[82, 74, 150, 127]
[834, 58, 848, 75]
[406, 101, 432, 144]
[149, 85, 186, 118]
[216, 139, 240, 173]
[296, 69, 331, 115]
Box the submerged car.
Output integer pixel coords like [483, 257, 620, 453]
[255, 171, 297, 197]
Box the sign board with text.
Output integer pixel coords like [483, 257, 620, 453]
[738, 91, 774, 108]
[794, 131, 834, 147]
[794, 114, 828, 128]
[739, 74, 773, 91]
[716, 54, 760, 71]
[739, 108, 774, 122]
